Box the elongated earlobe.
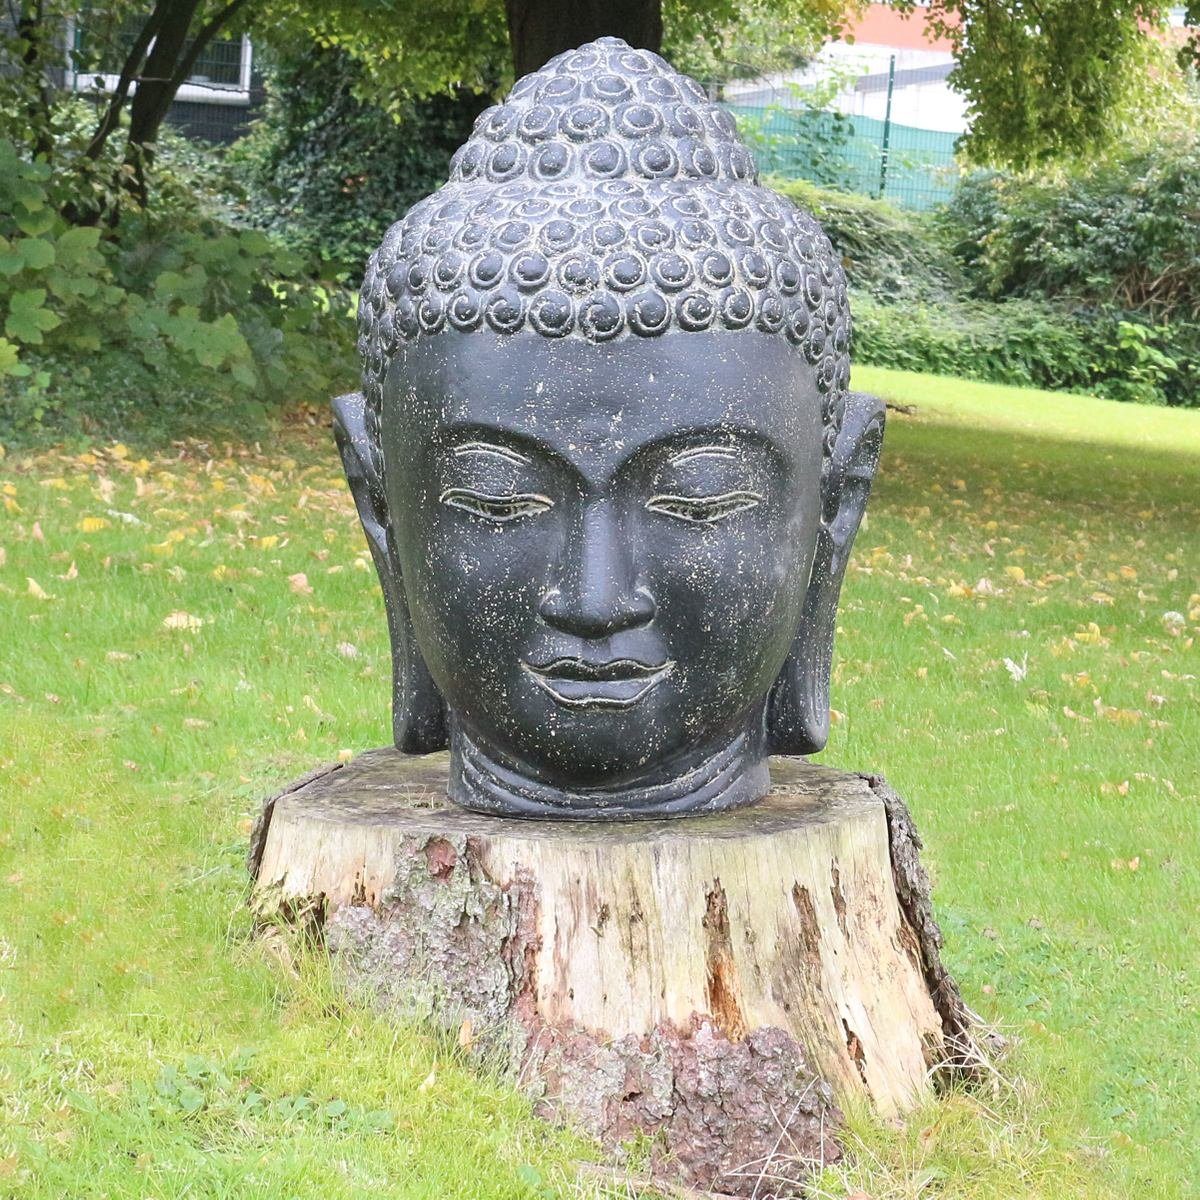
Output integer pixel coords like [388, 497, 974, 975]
[332, 392, 448, 753]
[767, 391, 886, 755]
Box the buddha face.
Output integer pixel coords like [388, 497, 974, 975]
[379, 329, 825, 790]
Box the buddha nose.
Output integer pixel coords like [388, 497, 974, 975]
[539, 499, 656, 638]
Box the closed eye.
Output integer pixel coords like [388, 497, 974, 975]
[440, 487, 553, 523]
[645, 490, 763, 524]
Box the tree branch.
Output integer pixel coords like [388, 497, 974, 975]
[164, 0, 252, 94]
[84, 0, 168, 160]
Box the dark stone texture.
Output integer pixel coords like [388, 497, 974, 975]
[334, 37, 884, 817]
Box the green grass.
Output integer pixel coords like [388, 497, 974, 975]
[1, 370, 1197, 1198]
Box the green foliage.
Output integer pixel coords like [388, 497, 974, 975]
[773, 174, 1199, 408]
[735, 86, 858, 193]
[231, 48, 486, 277]
[853, 296, 1199, 407]
[772, 177, 967, 305]
[944, 139, 1200, 321]
[259, 0, 847, 103]
[0, 137, 354, 447]
[907, 0, 1175, 169]
[852, 295, 1091, 391]
[665, 0, 845, 82]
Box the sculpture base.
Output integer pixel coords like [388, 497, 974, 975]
[249, 749, 980, 1196]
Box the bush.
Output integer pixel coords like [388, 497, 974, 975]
[773, 177, 1198, 407]
[852, 295, 1199, 406]
[943, 139, 1200, 321]
[0, 135, 355, 447]
[771, 178, 967, 305]
[231, 48, 487, 279]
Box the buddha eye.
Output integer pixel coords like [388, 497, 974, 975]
[440, 487, 554, 523]
[645, 490, 762, 524]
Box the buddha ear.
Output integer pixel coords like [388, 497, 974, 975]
[766, 391, 886, 755]
[332, 391, 448, 753]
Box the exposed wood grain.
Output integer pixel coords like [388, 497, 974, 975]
[251, 749, 968, 1193]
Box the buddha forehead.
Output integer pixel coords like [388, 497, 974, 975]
[357, 37, 852, 470]
[383, 328, 823, 484]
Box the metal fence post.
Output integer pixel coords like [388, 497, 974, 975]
[877, 54, 895, 200]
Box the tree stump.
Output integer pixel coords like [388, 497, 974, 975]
[250, 749, 979, 1197]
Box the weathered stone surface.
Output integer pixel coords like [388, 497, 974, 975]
[334, 36, 886, 819]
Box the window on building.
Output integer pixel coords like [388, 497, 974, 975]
[66, 14, 253, 106]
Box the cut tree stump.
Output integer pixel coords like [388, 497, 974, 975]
[249, 749, 981, 1197]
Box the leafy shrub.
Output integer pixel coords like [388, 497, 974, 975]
[0, 136, 355, 446]
[943, 138, 1200, 320]
[852, 295, 1199, 406]
[771, 178, 967, 305]
[773, 177, 1198, 406]
[231, 48, 487, 279]
[736, 103, 858, 194]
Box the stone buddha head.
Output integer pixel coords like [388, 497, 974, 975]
[334, 37, 884, 818]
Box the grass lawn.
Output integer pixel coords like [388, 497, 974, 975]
[1, 367, 1196, 1198]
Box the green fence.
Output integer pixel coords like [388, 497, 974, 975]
[722, 102, 961, 211]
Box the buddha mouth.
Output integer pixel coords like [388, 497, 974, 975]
[521, 656, 675, 710]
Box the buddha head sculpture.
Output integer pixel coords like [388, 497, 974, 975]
[334, 37, 884, 818]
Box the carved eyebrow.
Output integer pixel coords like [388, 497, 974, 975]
[667, 445, 744, 466]
[450, 441, 532, 466]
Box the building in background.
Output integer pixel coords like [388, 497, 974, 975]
[729, 5, 965, 135]
[722, 4, 964, 209]
[59, 16, 261, 144]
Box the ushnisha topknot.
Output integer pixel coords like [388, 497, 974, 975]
[358, 36, 851, 462]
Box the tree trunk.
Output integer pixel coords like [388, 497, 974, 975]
[16, 1, 55, 162]
[121, 0, 249, 205]
[504, 0, 663, 77]
[250, 750, 987, 1197]
[126, 0, 202, 143]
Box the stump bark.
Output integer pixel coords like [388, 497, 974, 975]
[250, 749, 977, 1196]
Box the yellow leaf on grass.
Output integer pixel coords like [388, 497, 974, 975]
[77, 516, 110, 533]
[162, 611, 204, 632]
[26, 577, 51, 600]
[1004, 565, 1026, 583]
[258, 535, 280, 551]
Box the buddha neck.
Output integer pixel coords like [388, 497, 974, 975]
[448, 711, 770, 820]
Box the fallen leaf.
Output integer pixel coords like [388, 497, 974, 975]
[1162, 611, 1185, 637]
[26, 577, 51, 601]
[162, 611, 204, 632]
[288, 572, 313, 595]
[1003, 655, 1028, 682]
